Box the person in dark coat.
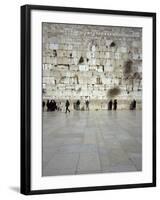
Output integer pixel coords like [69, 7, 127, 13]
[113, 99, 117, 110]
[130, 99, 136, 110]
[65, 100, 70, 113]
[49, 100, 57, 111]
[133, 99, 136, 110]
[108, 100, 113, 110]
[85, 100, 89, 111]
[42, 101, 45, 111]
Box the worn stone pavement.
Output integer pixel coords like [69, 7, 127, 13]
[42, 110, 142, 176]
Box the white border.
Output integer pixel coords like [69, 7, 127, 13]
[31, 10, 153, 190]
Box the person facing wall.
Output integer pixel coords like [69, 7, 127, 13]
[108, 100, 112, 110]
[113, 99, 117, 110]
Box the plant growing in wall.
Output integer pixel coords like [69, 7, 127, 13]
[110, 41, 116, 47]
[78, 56, 84, 64]
[107, 87, 121, 98]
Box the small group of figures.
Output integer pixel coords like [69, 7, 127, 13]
[66, 99, 90, 113]
[108, 99, 137, 110]
[43, 99, 89, 113]
[108, 99, 117, 110]
[43, 99, 137, 113]
[74, 100, 89, 111]
[43, 100, 61, 112]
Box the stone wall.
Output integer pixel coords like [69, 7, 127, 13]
[42, 23, 142, 110]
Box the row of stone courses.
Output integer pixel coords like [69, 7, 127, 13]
[43, 89, 142, 104]
[42, 67, 124, 78]
[43, 29, 142, 40]
[43, 48, 141, 58]
[43, 77, 141, 91]
[43, 82, 141, 91]
[42, 56, 141, 66]
[43, 39, 141, 51]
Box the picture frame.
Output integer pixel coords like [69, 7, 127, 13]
[21, 4, 156, 195]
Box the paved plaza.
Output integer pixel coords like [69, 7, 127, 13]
[42, 110, 142, 176]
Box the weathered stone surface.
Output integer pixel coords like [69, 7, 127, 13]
[42, 23, 142, 110]
[42, 111, 142, 176]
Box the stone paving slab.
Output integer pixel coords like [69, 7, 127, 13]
[77, 152, 101, 173]
[43, 152, 79, 176]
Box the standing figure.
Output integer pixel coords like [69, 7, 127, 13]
[76, 100, 80, 110]
[49, 100, 52, 111]
[85, 100, 89, 111]
[65, 100, 70, 113]
[113, 99, 117, 110]
[42, 101, 45, 111]
[133, 99, 136, 110]
[130, 99, 136, 110]
[108, 100, 113, 110]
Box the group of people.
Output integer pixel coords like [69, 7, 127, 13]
[108, 99, 117, 110]
[44, 100, 58, 111]
[43, 100, 62, 112]
[108, 99, 137, 110]
[42, 99, 71, 113]
[74, 100, 89, 111]
[43, 99, 89, 113]
[43, 99, 137, 113]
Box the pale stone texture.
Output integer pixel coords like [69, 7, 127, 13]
[42, 23, 142, 110]
[42, 111, 142, 176]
